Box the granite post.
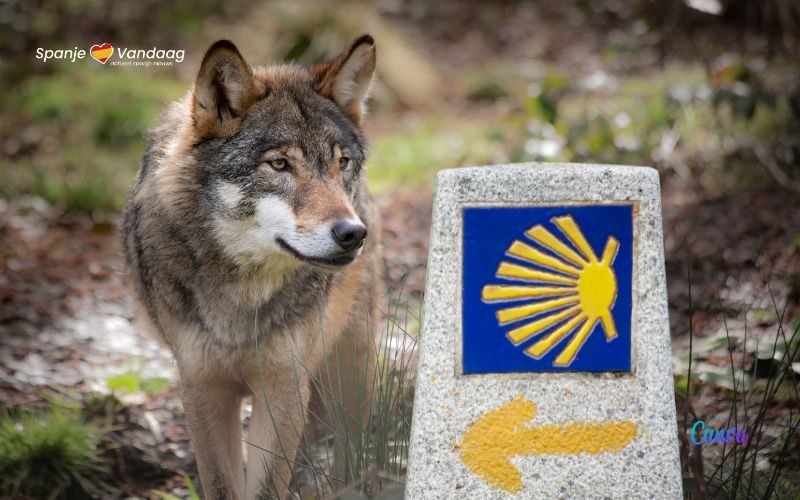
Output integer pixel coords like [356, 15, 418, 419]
[406, 164, 682, 499]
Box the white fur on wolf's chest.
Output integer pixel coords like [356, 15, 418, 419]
[174, 316, 322, 382]
[178, 251, 300, 351]
[221, 256, 295, 307]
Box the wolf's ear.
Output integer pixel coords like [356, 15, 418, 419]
[192, 40, 257, 138]
[313, 35, 376, 125]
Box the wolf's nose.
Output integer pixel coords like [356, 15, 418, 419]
[332, 220, 367, 251]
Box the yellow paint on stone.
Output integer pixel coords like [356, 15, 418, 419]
[459, 395, 637, 494]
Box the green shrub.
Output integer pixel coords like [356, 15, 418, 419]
[0, 407, 107, 499]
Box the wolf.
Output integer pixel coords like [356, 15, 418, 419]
[121, 35, 382, 499]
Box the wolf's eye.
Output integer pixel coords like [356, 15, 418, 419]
[339, 157, 350, 170]
[268, 158, 288, 171]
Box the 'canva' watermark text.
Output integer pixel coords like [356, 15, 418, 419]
[690, 420, 748, 445]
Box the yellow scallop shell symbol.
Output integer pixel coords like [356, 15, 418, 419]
[481, 215, 620, 367]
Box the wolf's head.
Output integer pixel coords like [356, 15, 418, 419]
[176, 36, 377, 271]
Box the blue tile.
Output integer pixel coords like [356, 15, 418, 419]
[462, 204, 634, 374]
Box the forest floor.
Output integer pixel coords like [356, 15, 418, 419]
[2, 175, 798, 495]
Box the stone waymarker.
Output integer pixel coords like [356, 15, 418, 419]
[406, 164, 682, 498]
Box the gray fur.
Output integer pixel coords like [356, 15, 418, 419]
[122, 71, 373, 349]
[121, 37, 382, 500]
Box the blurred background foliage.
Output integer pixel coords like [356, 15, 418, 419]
[0, 0, 798, 210]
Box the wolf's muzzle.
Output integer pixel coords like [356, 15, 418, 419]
[331, 219, 368, 251]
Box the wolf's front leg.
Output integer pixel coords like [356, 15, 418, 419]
[245, 368, 310, 500]
[181, 378, 246, 500]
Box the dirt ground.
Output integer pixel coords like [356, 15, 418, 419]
[1, 172, 798, 494]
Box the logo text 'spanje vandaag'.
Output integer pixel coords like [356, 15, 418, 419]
[35, 43, 184, 67]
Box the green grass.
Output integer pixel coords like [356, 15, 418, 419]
[367, 118, 498, 192]
[319, 296, 418, 497]
[0, 406, 107, 499]
[678, 280, 800, 499]
[154, 474, 201, 500]
[0, 63, 185, 211]
[366, 60, 797, 194]
[104, 358, 176, 396]
[107, 370, 172, 396]
[245, 288, 419, 498]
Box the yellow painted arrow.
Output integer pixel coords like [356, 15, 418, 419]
[458, 395, 637, 493]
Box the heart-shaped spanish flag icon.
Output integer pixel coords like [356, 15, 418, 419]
[90, 43, 114, 64]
